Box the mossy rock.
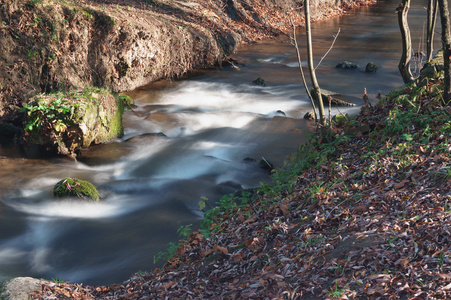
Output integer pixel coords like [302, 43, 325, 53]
[119, 94, 135, 109]
[22, 87, 125, 157]
[332, 114, 348, 124]
[365, 62, 378, 73]
[336, 61, 358, 69]
[53, 178, 100, 201]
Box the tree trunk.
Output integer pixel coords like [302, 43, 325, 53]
[427, 0, 438, 62]
[290, 18, 318, 123]
[397, 0, 414, 83]
[305, 0, 325, 126]
[438, 0, 451, 102]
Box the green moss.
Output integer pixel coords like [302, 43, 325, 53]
[22, 87, 124, 156]
[365, 62, 378, 73]
[332, 114, 347, 124]
[53, 177, 100, 201]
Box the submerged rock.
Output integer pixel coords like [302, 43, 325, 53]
[53, 177, 100, 201]
[252, 77, 267, 86]
[22, 88, 125, 157]
[303, 111, 315, 120]
[336, 61, 358, 69]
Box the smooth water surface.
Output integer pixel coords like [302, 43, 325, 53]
[0, 0, 439, 285]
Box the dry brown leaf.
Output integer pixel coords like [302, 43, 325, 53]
[438, 273, 451, 280]
[244, 215, 258, 224]
[232, 252, 245, 263]
[279, 204, 289, 216]
[201, 248, 215, 257]
[394, 179, 409, 189]
[164, 281, 175, 289]
[368, 274, 391, 280]
[248, 256, 258, 262]
[214, 245, 228, 254]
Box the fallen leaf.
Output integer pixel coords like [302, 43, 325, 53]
[245, 216, 258, 224]
[280, 204, 289, 216]
[439, 273, 451, 280]
[214, 245, 228, 254]
[165, 281, 175, 289]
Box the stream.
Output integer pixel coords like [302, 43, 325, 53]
[0, 0, 439, 286]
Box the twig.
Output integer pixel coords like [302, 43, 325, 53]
[289, 17, 318, 122]
[328, 96, 332, 129]
[315, 28, 340, 70]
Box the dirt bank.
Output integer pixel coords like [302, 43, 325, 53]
[0, 0, 376, 127]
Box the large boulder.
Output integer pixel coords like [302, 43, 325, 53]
[53, 177, 100, 201]
[22, 87, 125, 157]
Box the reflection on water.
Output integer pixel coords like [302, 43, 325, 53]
[0, 0, 439, 285]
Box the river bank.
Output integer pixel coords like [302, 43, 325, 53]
[0, 0, 376, 129]
[21, 63, 451, 299]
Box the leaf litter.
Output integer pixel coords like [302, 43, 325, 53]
[30, 64, 451, 300]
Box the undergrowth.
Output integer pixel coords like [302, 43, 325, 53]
[154, 71, 451, 268]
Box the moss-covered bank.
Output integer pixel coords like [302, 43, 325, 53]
[21, 87, 124, 156]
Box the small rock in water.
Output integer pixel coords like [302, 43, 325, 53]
[336, 61, 358, 69]
[252, 77, 267, 86]
[365, 62, 378, 73]
[53, 177, 100, 201]
[304, 112, 315, 120]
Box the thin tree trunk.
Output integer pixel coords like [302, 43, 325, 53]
[438, 0, 451, 102]
[305, 0, 325, 126]
[290, 18, 318, 123]
[397, 0, 414, 83]
[427, 0, 438, 62]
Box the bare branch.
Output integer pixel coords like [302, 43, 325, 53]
[315, 28, 341, 70]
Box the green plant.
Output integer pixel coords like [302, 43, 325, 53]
[177, 224, 192, 238]
[386, 236, 399, 248]
[21, 94, 71, 131]
[433, 166, 451, 183]
[52, 278, 64, 284]
[28, 49, 39, 59]
[327, 283, 347, 298]
[153, 224, 192, 264]
[439, 252, 445, 267]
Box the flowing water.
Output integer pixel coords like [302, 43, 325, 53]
[0, 0, 439, 285]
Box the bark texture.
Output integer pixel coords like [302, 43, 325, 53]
[427, 0, 438, 62]
[438, 0, 451, 102]
[305, 0, 326, 125]
[397, 0, 414, 83]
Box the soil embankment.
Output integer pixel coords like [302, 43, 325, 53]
[0, 0, 374, 127]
